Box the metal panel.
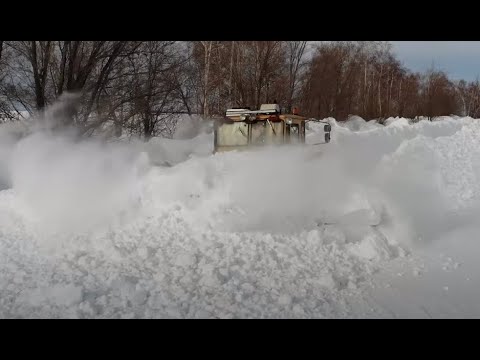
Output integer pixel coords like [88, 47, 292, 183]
[216, 122, 249, 146]
[250, 122, 268, 145]
[265, 120, 284, 144]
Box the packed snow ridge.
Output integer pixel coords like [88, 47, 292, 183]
[1, 114, 479, 318]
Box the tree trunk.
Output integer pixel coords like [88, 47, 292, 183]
[201, 41, 213, 116]
[228, 41, 235, 106]
[30, 41, 52, 110]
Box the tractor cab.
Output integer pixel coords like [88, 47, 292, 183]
[214, 104, 330, 152]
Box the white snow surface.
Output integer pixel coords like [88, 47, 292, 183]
[1, 115, 480, 318]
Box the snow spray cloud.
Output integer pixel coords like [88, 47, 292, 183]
[0, 121, 27, 190]
[10, 132, 150, 233]
[139, 119, 392, 236]
[144, 140, 383, 235]
[1, 95, 151, 234]
[0, 94, 84, 191]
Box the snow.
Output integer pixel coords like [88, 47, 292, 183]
[1, 114, 480, 318]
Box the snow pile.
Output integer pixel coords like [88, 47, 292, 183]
[318, 115, 475, 245]
[374, 118, 480, 244]
[1, 112, 480, 318]
[340, 115, 384, 131]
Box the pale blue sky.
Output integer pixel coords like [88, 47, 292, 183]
[391, 41, 480, 81]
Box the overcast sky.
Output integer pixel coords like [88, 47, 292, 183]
[391, 41, 480, 81]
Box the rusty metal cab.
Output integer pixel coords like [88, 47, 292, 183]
[214, 104, 323, 153]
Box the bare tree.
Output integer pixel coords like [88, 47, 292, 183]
[286, 41, 307, 111]
[110, 41, 187, 139]
[6, 41, 54, 111]
[0, 40, 471, 137]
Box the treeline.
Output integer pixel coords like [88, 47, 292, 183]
[0, 41, 479, 139]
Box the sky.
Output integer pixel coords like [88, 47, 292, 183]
[391, 41, 480, 81]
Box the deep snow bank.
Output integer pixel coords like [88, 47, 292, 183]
[1, 114, 479, 318]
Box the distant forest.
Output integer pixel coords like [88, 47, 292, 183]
[1, 41, 478, 138]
